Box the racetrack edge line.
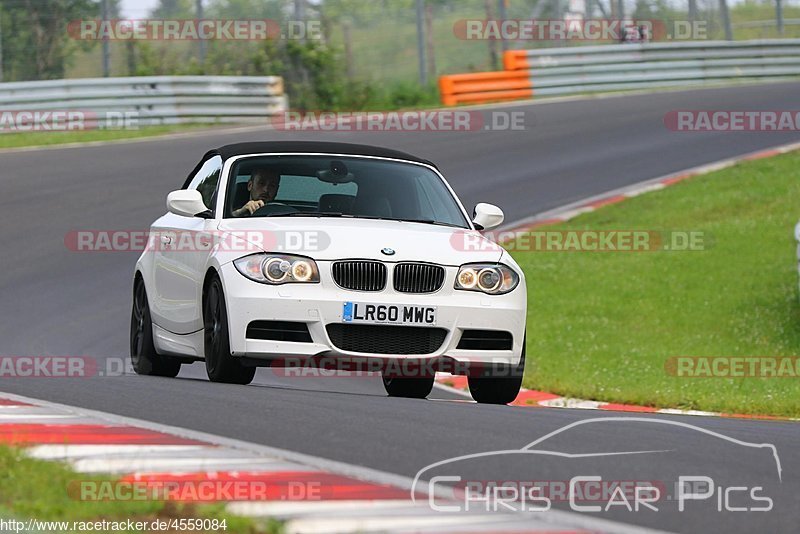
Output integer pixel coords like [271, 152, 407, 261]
[0, 390, 671, 534]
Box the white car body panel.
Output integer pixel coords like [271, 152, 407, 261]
[152, 325, 204, 358]
[216, 217, 503, 264]
[149, 213, 214, 334]
[217, 257, 526, 364]
[135, 151, 527, 369]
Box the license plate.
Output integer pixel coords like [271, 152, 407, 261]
[342, 302, 437, 326]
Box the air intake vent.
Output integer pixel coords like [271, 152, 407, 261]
[393, 263, 445, 293]
[246, 321, 312, 342]
[326, 324, 447, 355]
[456, 330, 513, 350]
[332, 261, 387, 291]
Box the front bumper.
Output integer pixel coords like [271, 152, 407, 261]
[219, 261, 526, 367]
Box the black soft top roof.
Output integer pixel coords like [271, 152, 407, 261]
[212, 141, 436, 168]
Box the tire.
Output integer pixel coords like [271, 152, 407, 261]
[130, 277, 181, 378]
[382, 374, 435, 399]
[204, 276, 256, 385]
[468, 336, 526, 405]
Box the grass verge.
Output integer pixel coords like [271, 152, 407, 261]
[515, 150, 800, 418]
[0, 445, 280, 533]
[0, 124, 220, 150]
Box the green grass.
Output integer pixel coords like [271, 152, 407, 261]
[729, 3, 800, 40]
[0, 123, 216, 150]
[515, 150, 800, 418]
[0, 445, 280, 533]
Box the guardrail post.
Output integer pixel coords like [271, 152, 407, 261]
[196, 0, 207, 63]
[497, 0, 509, 54]
[101, 0, 110, 77]
[719, 0, 734, 40]
[0, 8, 4, 83]
[416, 0, 428, 86]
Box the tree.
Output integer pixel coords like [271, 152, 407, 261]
[0, 0, 97, 81]
[150, 0, 194, 18]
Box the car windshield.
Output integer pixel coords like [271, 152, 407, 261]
[224, 154, 469, 228]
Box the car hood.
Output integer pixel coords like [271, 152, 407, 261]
[216, 217, 504, 265]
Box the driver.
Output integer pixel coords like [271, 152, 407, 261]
[232, 168, 281, 217]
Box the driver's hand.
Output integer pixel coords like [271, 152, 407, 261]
[233, 199, 265, 217]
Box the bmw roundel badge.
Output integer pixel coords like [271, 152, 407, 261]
[381, 247, 395, 256]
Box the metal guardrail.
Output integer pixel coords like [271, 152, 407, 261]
[440, 40, 800, 105]
[0, 75, 287, 125]
[733, 19, 800, 29]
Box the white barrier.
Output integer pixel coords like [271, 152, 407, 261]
[0, 75, 287, 125]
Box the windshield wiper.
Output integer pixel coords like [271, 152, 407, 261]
[267, 211, 345, 217]
[393, 218, 465, 228]
[346, 215, 465, 228]
[265, 212, 465, 228]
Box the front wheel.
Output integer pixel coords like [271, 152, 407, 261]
[130, 278, 181, 378]
[204, 276, 256, 385]
[382, 374, 435, 399]
[468, 336, 526, 405]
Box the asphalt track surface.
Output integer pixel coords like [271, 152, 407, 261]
[1, 82, 800, 533]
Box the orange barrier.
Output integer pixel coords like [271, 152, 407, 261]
[438, 69, 532, 106]
[503, 50, 530, 71]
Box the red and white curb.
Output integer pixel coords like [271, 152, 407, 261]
[434, 375, 799, 422]
[0, 391, 660, 534]
[452, 139, 800, 423]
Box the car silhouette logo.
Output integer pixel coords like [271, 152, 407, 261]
[381, 247, 395, 256]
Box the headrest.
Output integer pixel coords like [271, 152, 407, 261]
[319, 193, 355, 214]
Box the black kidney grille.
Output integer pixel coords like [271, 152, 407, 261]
[332, 261, 387, 291]
[326, 324, 447, 355]
[393, 263, 445, 293]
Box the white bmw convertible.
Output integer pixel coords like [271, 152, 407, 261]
[132, 141, 527, 404]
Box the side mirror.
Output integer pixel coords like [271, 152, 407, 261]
[472, 203, 504, 230]
[166, 189, 211, 218]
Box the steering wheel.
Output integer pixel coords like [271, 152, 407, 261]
[251, 202, 299, 217]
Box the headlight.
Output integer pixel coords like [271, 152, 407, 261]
[455, 263, 519, 295]
[234, 254, 319, 285]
